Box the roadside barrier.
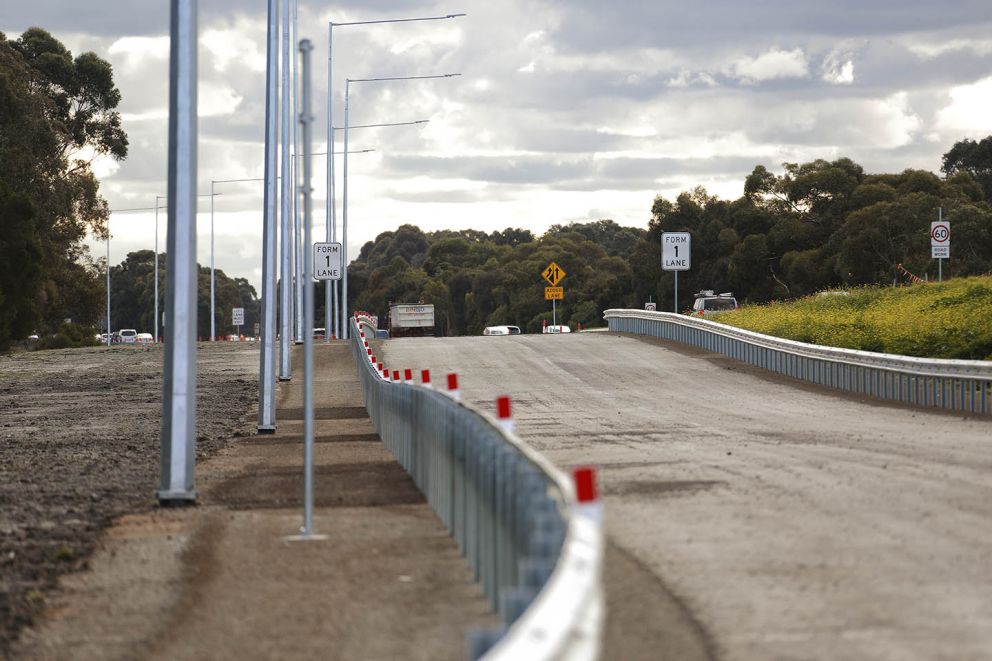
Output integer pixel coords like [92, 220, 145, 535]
[351, 314, 604, 661]
[604, 309, 992, 416]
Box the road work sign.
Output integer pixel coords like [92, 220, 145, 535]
[232, 307, 244, 326]
[313, 242, 342, 280]
[545, 286, 564, 300]
[542, 261, 566, 286]
[662, 232, 691, 270]
[931, 221, 950, 259]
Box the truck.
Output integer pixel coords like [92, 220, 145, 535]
[388, 303, 435, 338]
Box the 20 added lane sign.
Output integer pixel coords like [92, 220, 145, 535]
[662, 232, 691, 271]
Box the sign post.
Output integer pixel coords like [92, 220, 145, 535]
[232, 307, 245, 338]
[542, 261, 566, 328]
[661, 232, 691, 312]
[931, 211, 949, 282]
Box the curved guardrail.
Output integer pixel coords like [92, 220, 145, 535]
[350, 315, 604, 660]
[605, 309, 992, 416]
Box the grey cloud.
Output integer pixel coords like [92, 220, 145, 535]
[539, 0, 992, 53]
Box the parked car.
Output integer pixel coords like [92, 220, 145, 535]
[543, 325, 571, 334]
[313, 327, 325, 340]
[135, 333, 154, 344]
[691, 291, 738, 315]
[114, 329, 138, 344]
[375, 329, 390, 339]
[484, 325, 523, 336]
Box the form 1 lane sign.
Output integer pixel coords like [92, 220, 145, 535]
[313, 242, 342, 280]
[662, 232, 691, 271]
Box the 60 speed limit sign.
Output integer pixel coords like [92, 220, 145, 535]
[931, 221, 950, 259]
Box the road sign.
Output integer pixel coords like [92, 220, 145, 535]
[645, 302, 657, 311]
[542, 261, 566, 286]
[232, 307, 245, 326]
[545, 286, 564, 300]
[662, 232, 691, 270]
[313, 242, 342, 280]
[931, 221, 950, 259]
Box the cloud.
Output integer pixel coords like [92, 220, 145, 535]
[935, 75, 992, 133]
[729, 47, 809, 84]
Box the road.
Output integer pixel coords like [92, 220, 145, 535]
[381, 331, 992, 661]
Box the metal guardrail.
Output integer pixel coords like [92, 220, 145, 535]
[350, 315, 604, 660]
[605, 309, 992, 416]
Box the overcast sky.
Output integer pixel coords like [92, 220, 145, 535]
[5, 0, 992, 290]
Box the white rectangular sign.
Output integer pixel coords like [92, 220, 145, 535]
[313, 242, 342, 280]
[662, 232, 691, 271]
[931, 221, 950, 259]
[232, 307, 245, 326]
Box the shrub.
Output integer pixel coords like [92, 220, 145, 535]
[37, 322, 101, 350]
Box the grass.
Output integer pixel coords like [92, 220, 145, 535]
[714, 276, 992, 361]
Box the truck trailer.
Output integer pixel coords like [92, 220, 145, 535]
[388, 303, 435, 338]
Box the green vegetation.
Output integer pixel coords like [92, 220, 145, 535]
[0, 28, 126, 352]
[715, 277, 992, 360]
[107, 250, 260, 339]
[349, 220, 643, 335]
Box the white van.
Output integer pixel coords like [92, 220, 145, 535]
[115, 329, 138, 344]
[543, 325, 571, 334]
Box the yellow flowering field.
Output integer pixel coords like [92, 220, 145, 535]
[714, 276, 992, 360]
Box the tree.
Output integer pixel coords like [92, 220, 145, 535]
[0, 28, 127, 347]
[941, 136, 992, 202]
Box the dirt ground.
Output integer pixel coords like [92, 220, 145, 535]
[0, 342, 258, 658]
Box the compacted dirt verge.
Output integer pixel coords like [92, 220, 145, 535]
[0, 342, 258, 658]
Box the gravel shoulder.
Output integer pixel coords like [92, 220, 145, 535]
[0, 342, 258, 658]
[3, 341, 496, 661]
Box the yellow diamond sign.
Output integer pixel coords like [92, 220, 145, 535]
[542, 261, 566, 286]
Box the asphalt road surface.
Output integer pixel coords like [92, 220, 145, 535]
[381, 331, 992, 661]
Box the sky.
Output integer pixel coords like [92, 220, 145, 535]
[5, 0, 992, 291]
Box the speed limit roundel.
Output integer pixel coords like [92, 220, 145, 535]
[931, 222, 950, 244]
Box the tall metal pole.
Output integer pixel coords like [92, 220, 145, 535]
[210, 180, 215, 341]
[341, 80, 350, 340]
[292, 0, 304, 345]
[106, 232, 111, 346]
[258, 0, 279, 433]
[300, 37, 317, 537]
[158, 0, 198, 504]
[332, 23, 338, 342]
[154, 195, 162, 343]
[279, 0, 293, 379]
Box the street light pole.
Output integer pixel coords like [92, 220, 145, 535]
[341, 74, 458, 339]
[258, 0, 279, 433]
[326, 13, 465, 341]
[292, 0, 304, 346]
[279, 0, 293, 380]
[155, 195, 164, 343]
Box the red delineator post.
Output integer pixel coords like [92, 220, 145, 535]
[496, 395, 514, 433]
[421, 369, 432, 387]
[447, 373, 460, 401]
[404, 368, 413, 383]
[573, 467, 598, 503]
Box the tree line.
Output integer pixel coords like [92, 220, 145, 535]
[349, 150, 992, 334]
[0, 28, 127, 351]
[4, 28, 992, 348]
